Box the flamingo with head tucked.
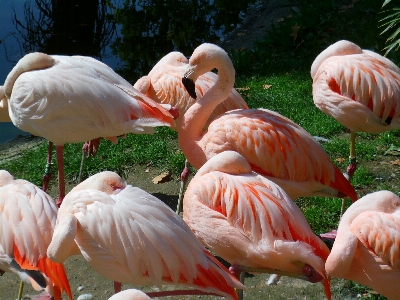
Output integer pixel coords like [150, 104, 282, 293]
[183, 151, 332, 300]
[134, 50, 248, 214]
[0, 170, 72, 300]
[47, 171, 244, 299]
[326, 190, 400, 300]
[2, 53, 177, 206]
[179, 43, 357, 203]
[311, 40, 400, 180]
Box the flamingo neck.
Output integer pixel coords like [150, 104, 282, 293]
[178, 61, 235, 169]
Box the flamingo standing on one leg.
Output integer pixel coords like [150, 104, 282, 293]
[3, 53, 177, 207]
[311, 40, 400, 180]
[134, 50, 248, 214]
[326, 190, 400, 300]
[0, 170, 72, 300]
[183, 151, 332, 300]
[179, 43, 357, 202]
[47, 171, 245, 299]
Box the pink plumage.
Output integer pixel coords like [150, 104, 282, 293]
[179, 43, 357, 201]
[312, 40, 400, 133]
[0, 170, 72, 300]
[183, 151, 332, 299]
[47, 171, 244, 300]
[326, 190, 400, 300]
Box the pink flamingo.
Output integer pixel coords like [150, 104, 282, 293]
[0, 170, 72, 300]
[183, 151, 332, 300]
[134, 50, 248, 214]
[326, 190, 400, 300]
[3, 53, 177, 206]
[179, 43, 357, 202]
[47, 171, 245, 299]
[311, 40, 400, 180]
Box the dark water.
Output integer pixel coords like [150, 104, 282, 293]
[0, 0, 255, 144]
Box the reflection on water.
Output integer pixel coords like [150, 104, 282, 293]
[0, 0, 255, 144]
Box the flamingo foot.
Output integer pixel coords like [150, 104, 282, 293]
[114, 282, 122, 294]
[83, 138, 102, 157]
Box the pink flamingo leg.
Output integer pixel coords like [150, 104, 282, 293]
[113, 282, 122, 294]
[55, 146, 66, 207]
[176, 159, 190, 215]
[42, 142, 53, 192]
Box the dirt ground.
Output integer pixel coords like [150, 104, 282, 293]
[0, 0, 395, 299]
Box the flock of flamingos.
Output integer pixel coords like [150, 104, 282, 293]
[0, 39, 399, 300]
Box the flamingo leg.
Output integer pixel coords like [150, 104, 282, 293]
[114, 282, 122, 293]
[42, 142, 53, 192]
[55, 146, 66, 207]
[18, 280, 24, 300]
[78, 143, 88, 184]
[176, 159, 190, 215]
[342, 131, 357, 216]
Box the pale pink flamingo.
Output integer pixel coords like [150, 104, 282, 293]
[326, 190, 400, 300]
[183, 151, 332, 300]
[0, 170, 72, 300]
[134, 50, 248, 214]
[3, 52, 177, 206]
[311, 40, 400, 180]
[108, 289, 151, 300]
[179, 43, 357, 202]
[47, 171, 245, 299]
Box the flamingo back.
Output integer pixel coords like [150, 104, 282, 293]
[5, 53, 175, 145]
[312, 45, 400, 133]
[197, 108, 357, 200]
[351, 210, 400, 269]
[0, 172, 72, 299]
[50, 180, 243, 299]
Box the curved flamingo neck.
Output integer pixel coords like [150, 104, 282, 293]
[4, 52, 56, 97]
[178, 53, 235, 169]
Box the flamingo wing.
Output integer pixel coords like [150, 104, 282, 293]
[51, 184, 242, 298]
[312, 50, 400, 133]
[0, 176, 72, 299]
[351, 210, 400, 269]
[200, 108, 356, 200]
[6, 53, 174, 145]
[184, 169, 330, 274]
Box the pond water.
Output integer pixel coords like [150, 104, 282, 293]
[0, 0, 255, 144]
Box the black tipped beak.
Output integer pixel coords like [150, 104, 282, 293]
[182, 77, 197, 99]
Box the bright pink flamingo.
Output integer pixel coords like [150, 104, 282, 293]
[179, 43, 357, 202]
[183, 151, 332, 300]
[311, 40, 400, 180]
[0, 170, 72, 300]
[326, 190, 400, 300]
[47, 171, 245, 299]
[134, 50, 248, 214]
[3, 53, 177, 206]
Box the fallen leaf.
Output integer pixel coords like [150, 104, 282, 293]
[237, 32, 246, 36]
[152, 171, 171, 184]
[263, 84, 272, 90]
[236, 87, 250, 91]
[290, 23, 300, 43]
[391, 159, 400, 166]
[145, 167, 150, 173]
[335, 157, 346, 163]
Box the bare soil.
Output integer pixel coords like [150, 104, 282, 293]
[0, 0, 398, 299]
